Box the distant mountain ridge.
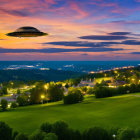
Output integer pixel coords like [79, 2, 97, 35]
[0, 61, 139, 73]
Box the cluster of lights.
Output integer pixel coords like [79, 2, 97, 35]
[89, 66, 135, 74]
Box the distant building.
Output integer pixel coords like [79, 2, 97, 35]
[64, 87, 68, 95]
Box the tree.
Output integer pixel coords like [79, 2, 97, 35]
[17, 89, 21, 95]
[94, 87, 113, 98]
[72, 130, 82, 140]
[117, 86, 127, 95]
[12, 131, 19, 140]
[135, 127, 140, 138]
[83, 127, 109, 140]
[0, 87, 8, 95]
[65, 83, 69, 89]
[0, 121, 12, 140]
[11, 102, 18, 108]
[40, 122, 52, 133]
[80, 86, 87, 94]
[66, 129, 82, 140]
[108, 127, 120, 140]
[64, 88, 83, 104]
[118, 128, 135, 140]
[30, 88, 43, 104]
[16, 96, 28, 106]
[15, 133, 28, 140]
[86, 87, 94, 95]
[129, 84, 137, 93]
[43, 133, 58, 140]
[29, 131, 46, 140]
[47, 83, 64, 102]
[52, 121, 68, 140]
[1, 99, 8, 111]
[69, 78, 81, 86]
[30, 85, 46, 104]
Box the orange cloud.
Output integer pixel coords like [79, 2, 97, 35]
[68, 1, 89, 18]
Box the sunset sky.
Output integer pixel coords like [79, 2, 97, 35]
[0, 0, 140, 60]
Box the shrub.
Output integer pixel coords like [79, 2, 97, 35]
[12, 131, 19, 140]
[52, 121, 68, 140]
[107, 127, 120, 140]
[135, 128, 140, 138]
[129, 84, 137, 93]
[94, 87, 113, 98]
[117, 86, 127, 95]
[47, 83, 64, 102]
[30, 87, 46, 104]
[43, 133, 58, 140]
[66, 129, 82, 140]
[65, 83, 69, 89]
[29, 131, 46, 140]
[11, 102, 18, 108]
[69, 78, 81, 86]
[117, 128, 135, 140]
[1, 99, 8, 111]
[86, 87, 94, 95]
[80, 86, 88, 94]
[64, 88, 83, 104]
[17, 89, 21, 95]
[40, 122, 52, 133]
[73, 130, 82, 140]
[0, 121, 12, 140]
[83, 127, 109, 140]
[0, 87, 8, 95]
[16, 96, 28, 106]
[15, 133, 28, 140]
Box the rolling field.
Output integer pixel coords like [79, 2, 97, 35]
[0, 93, 140, 134]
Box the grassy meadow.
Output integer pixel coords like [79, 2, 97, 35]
[0, 93, 140, 134]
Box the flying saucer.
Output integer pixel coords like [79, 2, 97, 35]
[6, 26, 48, 37]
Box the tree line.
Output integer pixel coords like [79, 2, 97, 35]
[94, 83, 140, 98]
[1, 120, 140, 140]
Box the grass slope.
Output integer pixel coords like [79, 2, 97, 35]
[0, 93, 140, 134]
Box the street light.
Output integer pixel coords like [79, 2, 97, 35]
[112, 134, 116, 140]
[44, 85, 48, 90]
[41, 95, 45, 104]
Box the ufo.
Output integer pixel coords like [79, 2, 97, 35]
[6, 26, 48, 37]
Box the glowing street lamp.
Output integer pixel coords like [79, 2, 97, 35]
[112, 134, 116, 140]
[41, 95, 45, 104]
[8, 103, 11, 108]
[41, 95, 45, 99]
[44, 85, 48, 90]
[131, 78, 135, 83]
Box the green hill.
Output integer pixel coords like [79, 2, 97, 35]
[0, 69, 82, 82]
[0, 93, 140, 134]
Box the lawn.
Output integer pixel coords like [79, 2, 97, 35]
[0, 93, 140, 134]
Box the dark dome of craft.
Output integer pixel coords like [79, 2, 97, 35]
[15, 26, 40, 32]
